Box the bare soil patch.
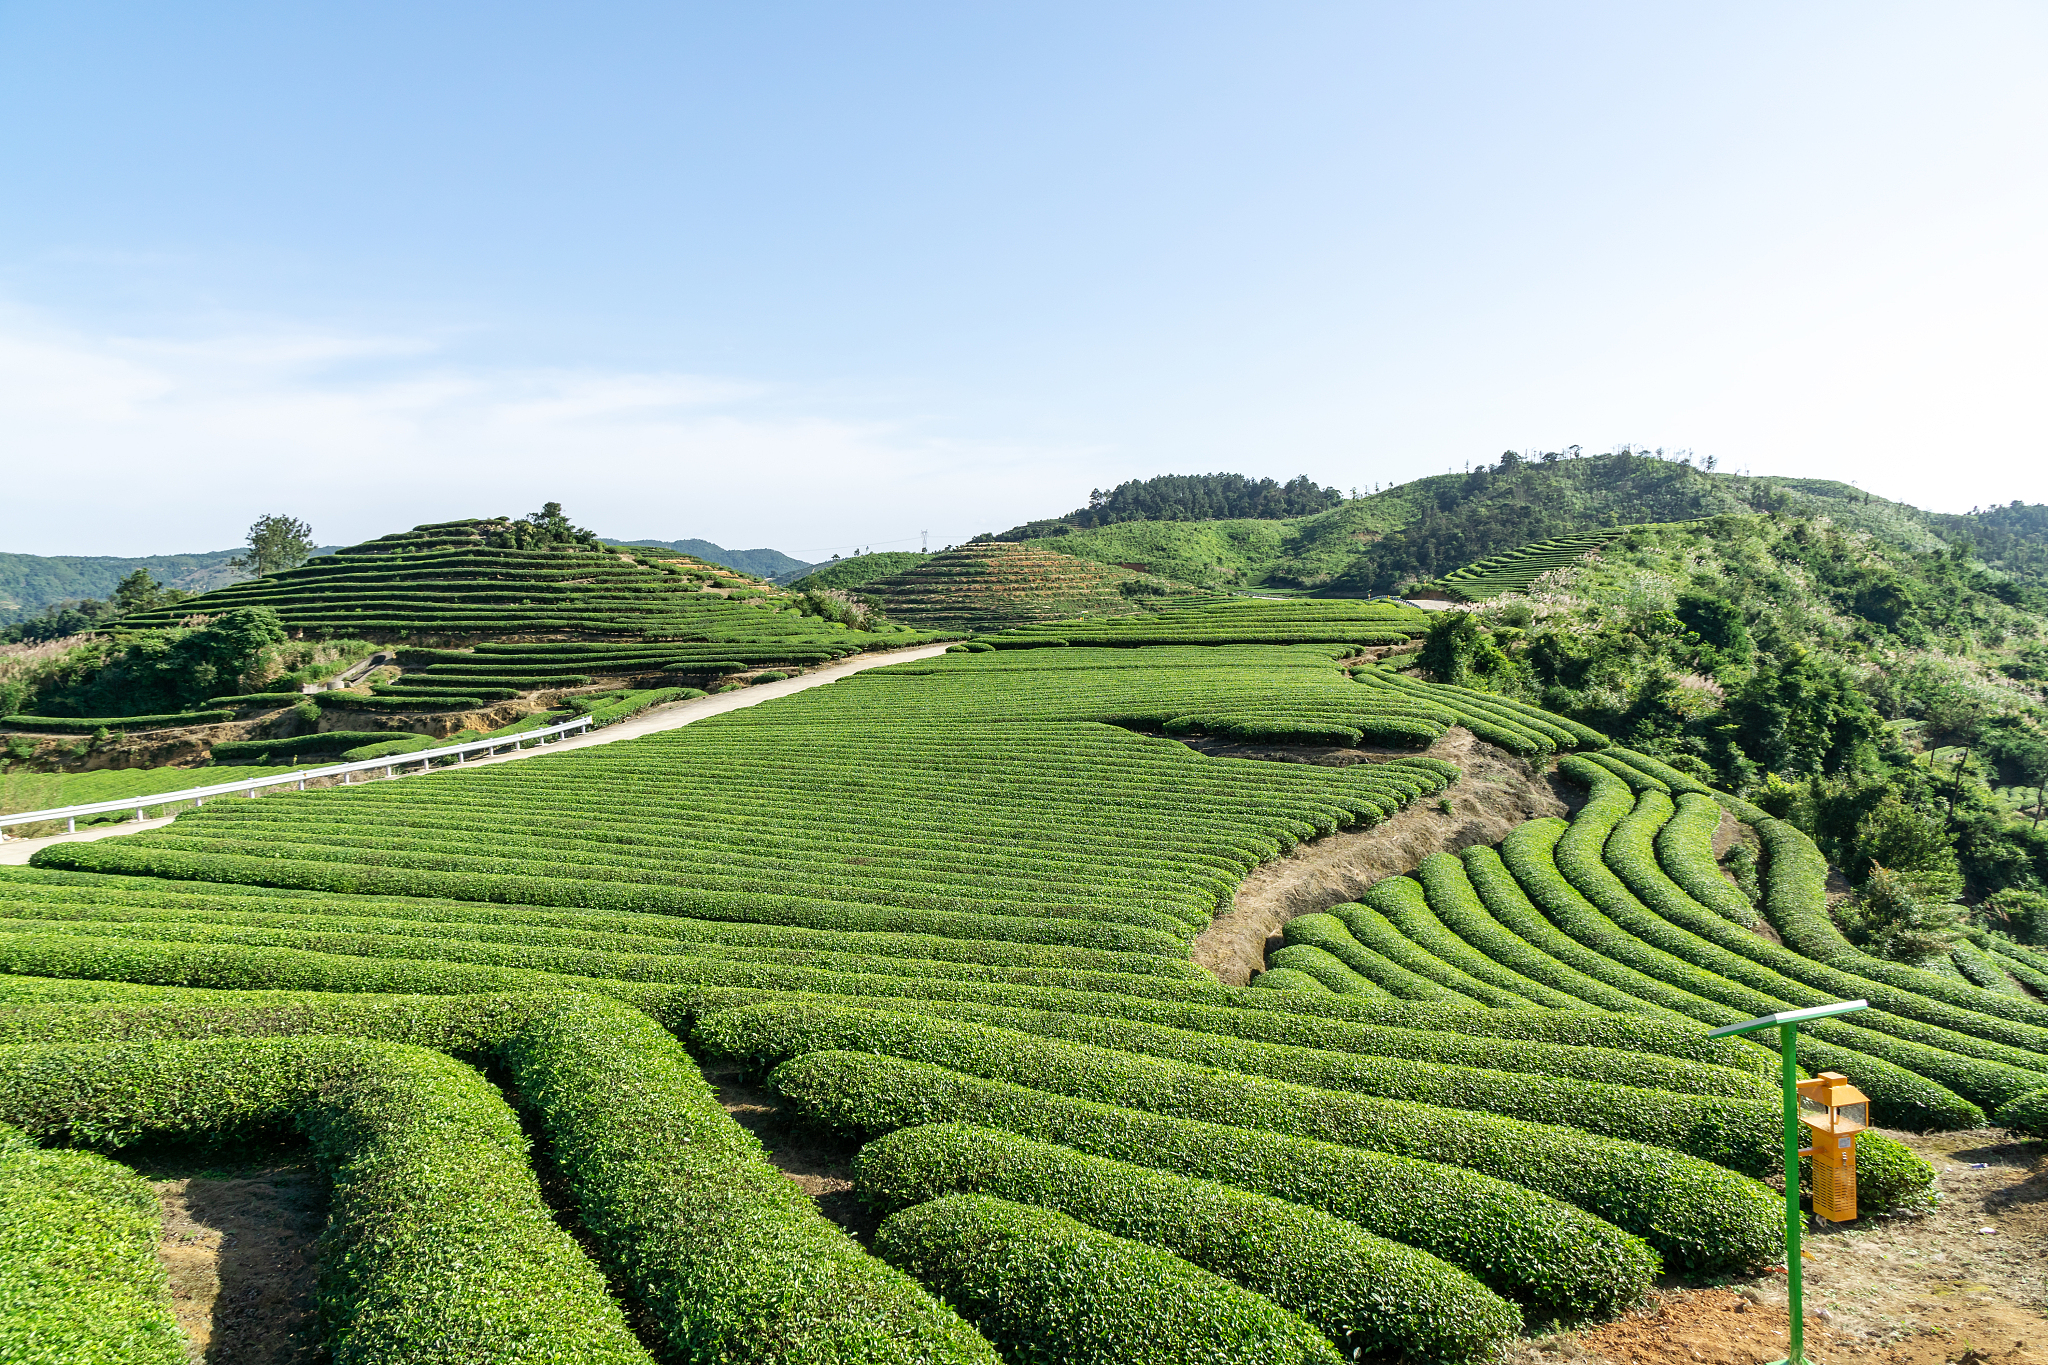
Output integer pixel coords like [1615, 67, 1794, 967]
[150, 1163, 327, 1365]
[706, 1063, 876, 1243]
[1512, 1131, 2047, 1365]
[1187, 728, 1571, 984]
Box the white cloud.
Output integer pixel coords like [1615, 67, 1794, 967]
[0, 305, 1100, 557]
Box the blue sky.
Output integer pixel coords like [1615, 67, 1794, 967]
[2, 3, 2042, 558]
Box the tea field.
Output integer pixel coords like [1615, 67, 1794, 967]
[3, 604, 2044, 1364]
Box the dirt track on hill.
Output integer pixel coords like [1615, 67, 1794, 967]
[0, 642, 952, 865]
[1189, 728, 1572, 985]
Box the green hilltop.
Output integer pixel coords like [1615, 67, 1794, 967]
[996, 453, 1981, 595]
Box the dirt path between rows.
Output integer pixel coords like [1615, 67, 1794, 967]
[153, 1164, 327, 1364]
[1189, 728, 1571, 984]
[1512, 1129, 2046, 1365]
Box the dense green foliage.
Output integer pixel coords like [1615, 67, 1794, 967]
[986, 473, 1346, 541]
[855, 1124, 1520, 1360]
[0, 550, 256, 633]
[875, 1194, 1342, 1365]
[0, 1037, 655, 1363]
[786, 551, 932, 592]
[0, 1122, 183, 1365]
[109, 517, 934, 658]
[1404, 513, 2048, 909]
[5, 567, 2025, 1361]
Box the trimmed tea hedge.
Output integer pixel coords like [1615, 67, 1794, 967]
[495, 994, 999, 1363]
[211, 731, 409, 760]
[0, 1037, 654, 1365]
[874, 1194, 1342, 1365]
[3, 711, 234, 733]
[0, 1122, 183, 1365]
[704, 1002, 1783, 1270]
[855, 1123, 1520, 1362]
[769, 1048, 1659, 1316]
[697, 997, 1778, 1148]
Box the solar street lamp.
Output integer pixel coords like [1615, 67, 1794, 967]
[1708, 999, 1870, 1365]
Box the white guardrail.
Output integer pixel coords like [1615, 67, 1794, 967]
[0, 713, 595, 840]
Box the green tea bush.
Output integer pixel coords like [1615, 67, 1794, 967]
[1249, 966, 1329, 991]
[211, 731, 403, 760]
[769, 1048, 1659, 1317]
[339, 736, 442, 762]
[309, 693, 483, 712]
[855, 1123, 1521, 1362]
[1348, 883, 1547, 1006]
[1995, 1087, 2048, 1138]
[1262, 943, 1392, 996]
[494, 995, 999, 1363]
[702, 1002, 1783, 1270]
[873, 1194, 1342, 1365]
[0, 1122, 183, 1365]
[1389, 856, 1586, 1009]
[3, 711, 234, 733]
[1282, 913, 1466, 1002]
[0, 1038, 652, 1365]
[204, 692, 312, 708]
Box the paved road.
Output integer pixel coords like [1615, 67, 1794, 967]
[0, 641, 953, 865]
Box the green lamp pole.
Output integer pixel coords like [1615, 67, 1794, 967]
[1708, 999, 1869, 1365]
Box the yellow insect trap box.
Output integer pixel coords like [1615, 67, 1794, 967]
[1796, 1071, 1870, 1223]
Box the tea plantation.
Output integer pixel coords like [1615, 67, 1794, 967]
[4, 603, 2043, 1363]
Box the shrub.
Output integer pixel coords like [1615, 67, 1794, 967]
[211, 731, 403, 761]
[1248, 966, 1330, 992]
[1996, 1087, 2048, 1138]
[339, 736, 441, 762]
[704, 1002, 1782, 1271]
[0, 1122, 183, 1365]
[310, 693, 484, 712]
[750, 671, 789, 684]
[1263, 942, 1391, 996]
[874, 1194, 1342, 1365]
[0, 1038, 652, 1365]
[2, 711, 234, 733]
[769, 1048, 1658, 1317]
[494, 995, 998, 1363]
[204, 692, 312, 708]
[855, 1123, 1521, 1361]
[701, 997, 1778, 1157]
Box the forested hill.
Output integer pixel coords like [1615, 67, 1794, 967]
[1002, 452, 2047, 595]
[1413, 511, 2048, 922]
[982, 472, 1345, 541]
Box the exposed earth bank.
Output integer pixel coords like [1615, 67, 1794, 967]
[1189, 727, 1572, 985]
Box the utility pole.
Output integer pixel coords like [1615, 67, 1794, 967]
[922, 530, 929, 553]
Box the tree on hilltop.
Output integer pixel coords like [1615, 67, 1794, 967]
[231, 514, 316, 578]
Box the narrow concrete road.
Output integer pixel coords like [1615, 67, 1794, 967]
[0, 641, 952, 865]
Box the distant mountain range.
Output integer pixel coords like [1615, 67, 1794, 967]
[0, 547, 342, 625]
[608, 538, 816, 582]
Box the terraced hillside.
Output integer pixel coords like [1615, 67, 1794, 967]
[1421, 530, 1625, 601]
[1264, 744, 2048, 1137]
[3, 616, 2038, 1363]
[860, 543, 1217, 629]
[115, 518, 906, 652]
[978, 599, 1428, 648]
